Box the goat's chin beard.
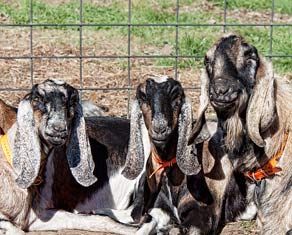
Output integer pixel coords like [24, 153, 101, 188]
[216, 91, 249, 152]
[224, 112, 244, 151]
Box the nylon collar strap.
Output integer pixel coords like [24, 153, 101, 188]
[245, 131, 289, 182]
[149, 151, 177, 179]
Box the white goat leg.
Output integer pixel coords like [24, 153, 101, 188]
[0, 220, 25, 235]
[136, 208, 171, 235]
[92, 207, 135, 224]
[29, 210, 137, 235]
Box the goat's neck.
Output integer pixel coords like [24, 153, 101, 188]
[216, 114, 264, 171]
[151, 131, 178, 162]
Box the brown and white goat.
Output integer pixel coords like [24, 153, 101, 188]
[189, 33, 292, 234]
[0, 79, 137, 235]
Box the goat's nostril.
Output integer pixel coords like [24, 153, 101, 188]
[153, 126, 167, 135]
[214, 84, 229, 95]
[52, 124, 67, 133]
[160, 127, 167, 134]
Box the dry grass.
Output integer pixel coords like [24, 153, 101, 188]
[0, 28, 208, 118]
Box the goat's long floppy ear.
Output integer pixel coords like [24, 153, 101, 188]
[188, 69, 210, 145]
[122, 99, 151, 180]
[246, 57, 276, 147]
[66, 102, 97, 187]
[176, 98, 201, 175]
[12, 100, 41, 189]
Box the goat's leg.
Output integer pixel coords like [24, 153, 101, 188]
[29, 209, 137, 235]
[0, 219, 25, 235]
[136, 208, 172, 235]
[92, 207, 135, 224]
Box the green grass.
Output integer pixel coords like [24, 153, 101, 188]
[208, 0, 292, 14]
[0, 0, 290, 74]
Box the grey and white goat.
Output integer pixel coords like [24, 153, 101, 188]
[0, 79, 137, 235]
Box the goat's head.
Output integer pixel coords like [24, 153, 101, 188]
[122, 76, 201, 180]
[12, 79, 97, 189]
[189, 33, 276, 149]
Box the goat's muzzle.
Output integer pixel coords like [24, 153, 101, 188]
[45, 124, 68, 146]
[150, 116, 172, 147]
[209, 78, 240, 110]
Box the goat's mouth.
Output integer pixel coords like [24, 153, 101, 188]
[151, 136, 169, 146]
[210, 99, 236, 110]
[45, 133, 67, 146]
[210, 92, 238, 110]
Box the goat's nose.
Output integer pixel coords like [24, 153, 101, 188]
[52, 122, 67, 133]
[152, 116, 168, 135]
[213, 79, 229, 95]
[153, 125, 167, 135]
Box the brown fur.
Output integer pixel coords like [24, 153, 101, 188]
[0, 99, 17, 134]
[192, 33, 292, 234]
[252, 76, 292, 234]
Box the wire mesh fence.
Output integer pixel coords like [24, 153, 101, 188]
[0, 0, 291, 117]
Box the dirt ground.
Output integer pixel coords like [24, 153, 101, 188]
[26, 221, 258, 235]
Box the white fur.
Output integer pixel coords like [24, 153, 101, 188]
[28, 210, 137, 235]
[141, 116, 151, 171]
[149, 75, 169, 84]
[51, 79, 65, 85]
[136, 208, 171, 235]
[238, 201, 257, 221]
[0, 220, 25, 235]
[75, 169, 137, 212]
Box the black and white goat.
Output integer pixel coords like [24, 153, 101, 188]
[0, 79, 137, 235]
[121, 76, 213, 234]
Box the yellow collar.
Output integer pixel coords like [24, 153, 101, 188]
[0, 134, 12, 166]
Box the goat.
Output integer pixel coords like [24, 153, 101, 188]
[121, 75, 214, 234]
[189, 33, 292, 234]
[0, 79, 137, 235]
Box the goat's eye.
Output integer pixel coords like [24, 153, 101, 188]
[204, 58, 210, 66]
[34, 101, 47, 113]
[171, 95, 181, 108]
[204, 57, 213, 74]
[33, 96, 47, 113]
[69, 106, 75, 118]
[139, 92, 147, 102]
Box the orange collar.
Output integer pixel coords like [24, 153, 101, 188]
[245, 131, 289, 182]
[149, 151, 177, 179]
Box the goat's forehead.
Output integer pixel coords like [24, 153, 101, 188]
[37, 80, 68, 96]
[148, 75, 169, 84]
[208, 34, 242, 59]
